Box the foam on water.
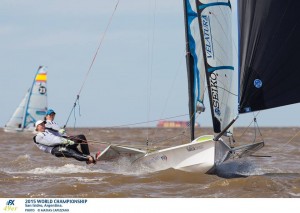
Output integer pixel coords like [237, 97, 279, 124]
[97, 157, 151, 175]
[10, 164, 101, 175]
[215, 159, 263, 178]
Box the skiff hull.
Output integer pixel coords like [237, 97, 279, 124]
[97, 135, 217, 173]
[133, 135, 215, 173]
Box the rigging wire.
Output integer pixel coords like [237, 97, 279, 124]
[149, 51, 187, 146]
[146, 0, 157, 144]
[234, 111, 300, 157]
[108, 113, 188, 128]
[64, 0, 120, 128]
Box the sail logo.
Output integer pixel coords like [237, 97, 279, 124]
[161, 155, 167, 161]
[210, 72, 221, 116]
[254, 79, 262, 88]
[3, 200, 18, 211]
[201, 15, 214, 59]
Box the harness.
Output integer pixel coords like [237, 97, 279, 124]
[33, 133, 46, 144]
[45, 127, 59, 132]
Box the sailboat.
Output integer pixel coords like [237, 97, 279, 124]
[4, 66, 48, 133]
[96, 0, 300, 173]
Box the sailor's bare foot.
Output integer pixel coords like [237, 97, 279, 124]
[86, 156, 96, 165]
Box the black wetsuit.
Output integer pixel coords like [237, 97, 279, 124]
[34, 130, 91, 162]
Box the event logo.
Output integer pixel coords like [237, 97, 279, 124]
[3, 199, 17, 211]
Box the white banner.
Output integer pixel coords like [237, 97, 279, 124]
[0, 198, 296, 213]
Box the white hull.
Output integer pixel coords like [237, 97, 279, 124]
[3, 128, 24, 133]
[97, 135, 217, 173]
[133, 135, 215, 173]
[3, 127, 35, 133]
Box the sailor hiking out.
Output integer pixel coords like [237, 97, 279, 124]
[33, 120, 99, 164]
[44, 109, 91, 150]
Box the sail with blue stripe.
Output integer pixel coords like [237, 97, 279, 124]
[4, 66, 48, 133]
[196, 0, 236, 133]
[184, 0, 207, 140]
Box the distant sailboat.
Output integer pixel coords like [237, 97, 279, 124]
[94, 0, 300, 173]
[4, 66, 48, 133]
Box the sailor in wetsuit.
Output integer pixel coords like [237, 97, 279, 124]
[33, 120, 96, 164]
[44, 109, 65, 136]
[44, 109, 90, 153]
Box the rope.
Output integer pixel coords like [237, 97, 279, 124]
[145, 112, 199, 149]
[108, 114, 189, 128]
[265, 127, 300, 154]
[233, 112, 299, 156]
[64, 0, 120, 128]
[146, 0, 157, 142]
[235, 111, 261, 141]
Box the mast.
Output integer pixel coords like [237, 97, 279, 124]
[183, 0, 195, 141]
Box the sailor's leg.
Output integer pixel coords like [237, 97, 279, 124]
[69, 134, 90, 155]
[51, 146, 90, 162]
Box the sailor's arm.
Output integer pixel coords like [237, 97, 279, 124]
[35, 133, 74, 146]
[45, 121, 60, 131]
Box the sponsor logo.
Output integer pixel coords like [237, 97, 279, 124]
[145, 154, 168, 164]
[254, 79, 262, 88]
[201, 15, 214, 59]
[161, 155, 167, 161]
[210, 72, 221, 116]
[3, 200, 17, 211]
[186, 144, 203, 152]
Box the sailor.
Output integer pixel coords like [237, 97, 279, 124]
[33, 120, 98, 164]
[45, 109, 91, 155]
[45, 109, 66, 136]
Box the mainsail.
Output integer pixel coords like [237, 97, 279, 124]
[184, 0, 206, 140]
[4, 66, 48, 132]
[238, 0, 300, 113]
[196, 0, 236, 133]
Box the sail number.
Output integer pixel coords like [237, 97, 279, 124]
[39, 86, 47, 95]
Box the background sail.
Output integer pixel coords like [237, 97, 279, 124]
[4, 92, 29, 131]
[4, 66, 48, 132]
[238, 0, 300, 113]
[24, 66, 48, 128]
[197, 0, 235, 133]
[184, 0, 206, 140]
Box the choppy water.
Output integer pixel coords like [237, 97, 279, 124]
[1, 127, 300, 198]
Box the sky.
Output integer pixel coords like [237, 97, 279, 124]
[1, 0, 299, 129]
